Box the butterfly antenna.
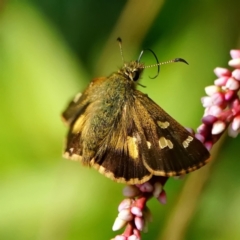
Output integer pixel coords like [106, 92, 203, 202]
[138, 49, 160, 79]
[145, 57, 189, 71]
[117, 37, 124, 64]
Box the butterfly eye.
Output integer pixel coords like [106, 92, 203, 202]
[132, 70, 140, 81]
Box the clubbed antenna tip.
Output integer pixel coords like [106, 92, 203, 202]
[174, 58, 189, 65]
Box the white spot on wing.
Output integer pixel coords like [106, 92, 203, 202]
[159, 137, 173, 149]
[73, 92, 82, 103]
[147, 141, 151, 149]
[182, 136, 194, 148]
[127, 136, 139, 159]
[157, 121, 170, 129]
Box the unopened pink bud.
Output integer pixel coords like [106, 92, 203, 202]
[153, 182, 163, 198]
[224, 90, 235, 101]
[157, 189, 167, 204]
[232, 69, 240, 81]
[197, 124, 209, 136]
[134, 216, 144, 231]
[112, 217, 127, 231]
[212, 120, 226, 135]
[206, 105, 222, 117]
[118, 199, 133, 212]
[204, 141, 213, 151]
[195, 133, 205, 143]
[114, 235, 127, 240]
[205, 85, 221, 96]
[230, 50, 240, 59]
[228, 58, 240, 68]
[214, 76, 229, 86]
[118, 209, 133, 221]
[133, 229, 141, 238]
[228, 124, 239, 138]
[131, 207, 142, 217]
[128, 235, 139, 240]
[214, 67, 231, 77]
[219, 110, 233, 122]
[211, 92, 225, 106]
[138, 182, 153, 192]
[232, 115, 240, 131]
[201, 96, 213, 107]
[231, 99, 240, 108]
[226, 77, 240, 90]
[202, 115, 218, 125]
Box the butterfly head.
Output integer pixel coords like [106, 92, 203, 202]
[119, 61, 145, 82]
[116, 38, 188, 84]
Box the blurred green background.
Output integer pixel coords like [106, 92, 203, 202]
[1, 0, 240, 239]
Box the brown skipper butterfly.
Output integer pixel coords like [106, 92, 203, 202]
[62, 38, 210, 184]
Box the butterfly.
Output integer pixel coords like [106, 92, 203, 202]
[62, 38, 210, 184]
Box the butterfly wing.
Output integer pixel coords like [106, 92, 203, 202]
[132, 90, 210, 177]
[62, 77, 107, 126]
[89, 102, 153, 184]
[63, 79, 210, 184]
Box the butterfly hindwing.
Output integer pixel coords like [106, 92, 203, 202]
[133, 90, 210, 176]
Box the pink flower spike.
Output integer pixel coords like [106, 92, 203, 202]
[230, 50, 240, 59]
[226, 77, 240, 90]
[211, 120, 226, 135]
[228, 58, 240, 68]
[232, 115, 240, 131]
[123, 186, 140, 198]
[157, 189, 167, 204]
[232, 69, 240, 81]
[214, 67, 231, 77]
